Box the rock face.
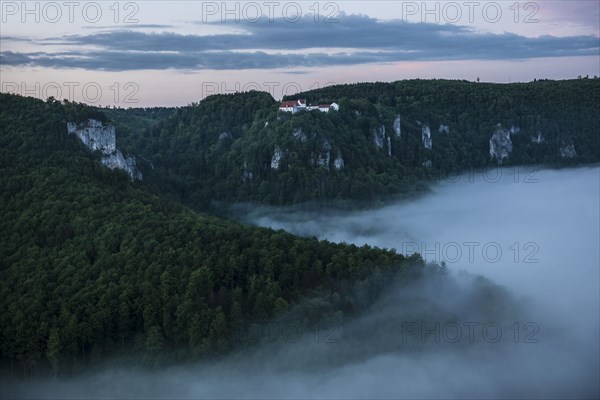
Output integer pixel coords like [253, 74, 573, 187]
[102, 150, 142, 181]
[242, 161, 253, 182]
[68, 119, 142, 180]
[218, 131, 232, 141]
[489, 127, 513, 164]
[333, 151, 345, 170]
[560, 142, 577, 158]
[317, 152, 331, 169]
[67, 120, 116, 155]
[531, 132, 544, 144]
[372, 125, 386, 148]
[271, 146, 283, 170]
[371, 125, 392, 157]
[317, 139, 332, 170]
[100, 151, 142, 181]
[393, 115, 401, 138]
[421, 125, 432, 150]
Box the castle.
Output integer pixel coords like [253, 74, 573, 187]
[279, 99, 339, 114]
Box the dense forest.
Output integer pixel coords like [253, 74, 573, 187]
[0, 93, 424, 376]
[111, 78, 600, 208]
[1, 77, 598, 377]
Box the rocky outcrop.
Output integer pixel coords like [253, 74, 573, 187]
[67, 119, 142, 180]
[371, 125, 392, 156]
[67, 120, 116, 155]
[438, 124, 450, 134]
[560, 142, 577, 158]
[317, 151, 331, 169]
[103, 150, 142, 181]
[100, 151, 142, 181]
[242, 161, 254, 182]
[317, 139, 332, 170]
[393, 115, 401, 138]
[271, 146, 283, 170]
[531, 132, 544, 143]
[218, 131, 232, 141]
[421, 125, 432, 150]
[372, 125, 385, 148]
[334, 152, 345, 170]
[489, 127, 512, 164]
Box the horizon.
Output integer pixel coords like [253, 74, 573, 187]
[4, 76, 597, 109]
[1, 1, 599, 107]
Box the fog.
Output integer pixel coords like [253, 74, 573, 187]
[6, 166, 599, 399]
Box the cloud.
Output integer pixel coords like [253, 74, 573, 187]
[1, 13, 598, 71]
[281, 70, 312, 75]
[81, 24, 175, 30]
[540, 1, 600, 31]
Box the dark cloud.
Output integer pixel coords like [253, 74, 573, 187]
[1, 13, 598, 71]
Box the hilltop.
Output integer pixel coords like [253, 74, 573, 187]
[107, 78, 599, 208]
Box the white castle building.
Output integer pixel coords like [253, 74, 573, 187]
[279, 99, 339, 114]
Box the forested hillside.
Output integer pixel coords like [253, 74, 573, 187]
[0, 93, 416, 375]
[2, 77, 597, 376]
[113, 78, 600, 207]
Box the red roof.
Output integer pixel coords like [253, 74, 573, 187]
[280, 99, 308, 108]
[279, 100, 297, 108]
[318, 104, 331, 108]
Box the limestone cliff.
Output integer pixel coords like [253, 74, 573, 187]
[67, 119, 142, 180]
[489, 127, 513, 165]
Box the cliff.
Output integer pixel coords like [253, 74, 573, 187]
[67, 119, 142, 180]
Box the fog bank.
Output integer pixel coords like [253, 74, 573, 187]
[5, 166, 599, 399]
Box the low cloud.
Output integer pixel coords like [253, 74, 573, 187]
[4, 167, 598, 399]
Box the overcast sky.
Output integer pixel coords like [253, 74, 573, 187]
[1, 1, 599, 106]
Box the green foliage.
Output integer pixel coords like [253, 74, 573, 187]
[0, 93, 412, 375]
[111, 79, 600, 208]
[2, 77, 597, 375]
[101, 106, 176, 155]
[45, 328, 60, 374]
